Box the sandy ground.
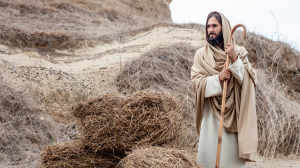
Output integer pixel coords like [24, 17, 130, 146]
[0, 25, 299, 167]
[246, 156, 300, 168]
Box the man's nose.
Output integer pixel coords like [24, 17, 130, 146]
[208, 27, 214, 32]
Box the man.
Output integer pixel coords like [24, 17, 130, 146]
[191, 12, 258, 168]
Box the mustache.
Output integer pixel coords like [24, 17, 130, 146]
[207, 31, 224, 46]
[208, 32, 217, 36]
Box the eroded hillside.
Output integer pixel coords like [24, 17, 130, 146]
[0, 0, 172, 50]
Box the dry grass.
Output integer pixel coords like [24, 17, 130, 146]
[0, 0, 172, 50]
[42, 89, 183, 167]
[71, 90, 182, 152]
[117, 146, 203, 168]
[234, 31, 300, 99]
[116, 41, 300, 158]
[117, 42, 200, 147]
[255, 70, 300, 157]
[41, 140, 122, 168]
[0, 80, 70, 167]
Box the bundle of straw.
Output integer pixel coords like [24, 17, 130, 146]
[42, 90, 185, 167]
[72, 90, 182, 152]
[41, 141, 122, 168]
[117, 146, 203, 168]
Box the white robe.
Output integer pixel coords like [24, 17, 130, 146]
[197, 57, 246, 168]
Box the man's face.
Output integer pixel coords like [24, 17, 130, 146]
[206, 16, 224, 46]
[207, 17, 222, 38]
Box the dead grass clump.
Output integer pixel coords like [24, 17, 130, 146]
[117, 146, 203, 168]
[116, 42, 200, 147]
[42, 90, 182, 167]
[0, 81, 65, 166]
[41, 141, 123, 168]
[71, 90, 182, 153]
[235, 32, 300, 98]
[255, 70, 300, 157]
[117, 43, 198, 93]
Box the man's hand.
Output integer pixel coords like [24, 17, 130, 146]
[225, 43, 238, 63]
[219, 64, 232, 82]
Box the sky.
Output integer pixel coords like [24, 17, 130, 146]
[170, 0, 300, 51]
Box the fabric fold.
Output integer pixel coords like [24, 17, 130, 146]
[205, 75, 223, 98]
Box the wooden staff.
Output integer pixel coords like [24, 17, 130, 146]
[215, 24, 247, 168]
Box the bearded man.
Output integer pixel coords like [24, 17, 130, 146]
[191, 12, 258, 168]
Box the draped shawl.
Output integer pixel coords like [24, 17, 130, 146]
[191, 11, 258, 162]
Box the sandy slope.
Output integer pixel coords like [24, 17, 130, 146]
[0, 25, 299, 167]
[1, 26, 204, 74]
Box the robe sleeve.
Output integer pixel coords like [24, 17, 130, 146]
[205, 75, 223, 98]
[228, 57, 244, 85]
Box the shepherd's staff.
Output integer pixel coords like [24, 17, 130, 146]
[215, 24, 247, 168]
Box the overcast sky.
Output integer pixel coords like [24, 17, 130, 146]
[170, 0, 300, 51]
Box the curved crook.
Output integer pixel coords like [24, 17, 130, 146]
[228, 24, 247, 44]
[224, 24, 247, 69]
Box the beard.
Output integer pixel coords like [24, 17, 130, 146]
[207, 31, 224, 46]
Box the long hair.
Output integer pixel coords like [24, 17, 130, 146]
[206, 12, 222, 38]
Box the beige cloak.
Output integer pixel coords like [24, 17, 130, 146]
[191, 11, 258, 162]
